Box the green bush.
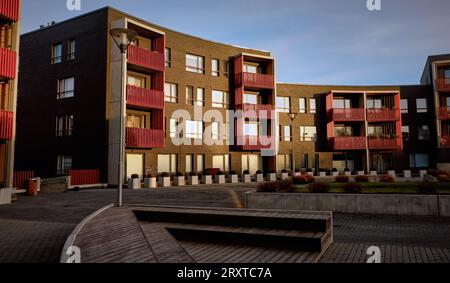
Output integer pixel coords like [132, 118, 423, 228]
[308, 182, 330, 193]
[380, 175, 395, 182]
[355, 175, 369, 182]
[335, 175, 349, 183]
[418, 181, 438, 194]
[257, 180, 293, 193]
[343, 183, 362, 193]
[293, 175, 308, 184]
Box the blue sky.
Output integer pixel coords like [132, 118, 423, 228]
[21, 0, 450, 85]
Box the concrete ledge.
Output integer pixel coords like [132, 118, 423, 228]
[68, 183, 108, 190]
[0, 188, 12, 205]
[245, 192, 450, 217]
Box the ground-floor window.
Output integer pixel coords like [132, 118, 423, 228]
[276, 154, 292, 171]
[57, 155, 72, 175]
[158, 154, 177, 173]
[409, 153, 429, 168]
[332, 154, 355, 172]
[301, 154, 308, 169]
[241, 154, 262, 175]
[212, 155, 230, 172]
[312, 154, 320, 171]
[197, 155, 205, 173]
[185, 154, 193, 173]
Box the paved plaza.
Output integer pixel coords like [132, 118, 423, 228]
[0, 185, 449, 263]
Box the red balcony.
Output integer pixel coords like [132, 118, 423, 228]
[69, 169, 100, 186]
[329, 108, 365, 122]
[0, 0, 20, 22]
[437, 78, 450, 92]
[126, 85, 164, 110]
[438, 107, 450, 120]
[126, 128, 164, 148]
[236, 135, 274, 151]
[367, 108, 400, 122]
[440, 136, 450, 148]
[128, 45, 164, 72]
[0, 110, 13, 140]
[0, 48, 16, 80]
[235, 72, 275, 89]
[235, 104, 274, 119]
[368, 137, 402, 150]
[331, 136, 366, 150]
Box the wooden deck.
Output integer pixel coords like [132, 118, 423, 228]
[73, 206, 333, 263]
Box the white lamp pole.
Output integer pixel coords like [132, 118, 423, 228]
[288, 112, 298, 174]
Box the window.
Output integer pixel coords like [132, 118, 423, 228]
[223, 61, 230, 77]
[186, 86, 194, 105]
[334, 125, 353, 137]
[211, 122, 220, 140]
[68, 39, 76, 60]
[313, 154, 319, 171]
[186, 120, 203, 139]
[418, 125, 430, 140]
[244, 64, 258, 74]
[164, 82, 178, 103]
[368, 125, 383, 137]
[157, 154, 177, 173]
[299, 98, 306, 113]
[185, 154, 193, 173]
[276, 97, 290, 113]
[445, 69, 450, 79]
[367, 98, 382, 109]
[400, 99, 408, 114]
[224, 122, 230, 143]
[57, 155, 72, 175]
[300, 126, 317, 141]
[301, 154, 309, 169]
[309, 98, 316, 114]
[416, 98, 428, 113]
[127, 114, 145, 128]
[244, 121, 259, 136]
[186, 54, 204, 74]
[212, 90, 229, 108]
[409, 154, 429, 168]
[56, 115, 74, 137]
[165, 48, 171, 67]
[197, 155, 205, 173]
[281, 125, 291, 141]
[244, 93, 258, 104]
[196, 88, 205, 106]
[333, 98, 351, 109]
[57, 77, 75, 99]
[402, 126, 410, 140]
[212, 59, 220, 77]
[212, 155, 230, 172]
[52, 43, 62, 64]
[276, 154, 292, 170]
[127, 74, 146, 88]
[169, 118, 178, 138]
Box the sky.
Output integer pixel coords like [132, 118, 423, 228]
[20, 0, 450, 86]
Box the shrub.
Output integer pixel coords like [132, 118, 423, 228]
[216, 171, 224, 176]
[281, 169, 288, 174]
[437, 174, 450, 182]
[256, 170, 263, 175]
[335, 175, 349, 183]
[145, 173, 156, 178]
[305, 174, 315, 183]
[427, 169, 450, 177]
[175, 172, 184, 177]
[293, 175, 308, 184]
[160, 172, 170, 178]
[343, 183, 362, 194]
[418, 181, 438, 194]
[295, 168, 301, 173]
[355, 175, 369, 183]
[188, 172, 197, 176]
[257, 182, 277, 193]
[276, 180, 294, 192]
[344, 168, 350, 172]
[380, 175, 395, 182]
[131, 174, 139, 179]
[243, 170, 250, 175]
[308, 182, 330, 193]
[332, 168, 338, 172]
[230, 170, 238, 175]
[306, 168, 313, 172]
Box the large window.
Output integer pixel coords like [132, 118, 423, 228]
[57, 155, 72, 175]
[186, 54, 205, 74]
[409, 154, 429, 168]
[334, 125, 352, 137]
[56, 115, 74, 137]
[127, 114, 145, 128]
[212, 59, 220, 77]
[368, 125, 384, 137]
[165, 48, 171, 67]
[186, 86, 194, 105]
[281, 125, 291, 141]
[57, 77, 75, 99]
[402, 126, 410, 140]
[52, 43, 62, 64]
[169, 118, 178, 138]
[186, 120, 203, 139]
[301, 154, 309, 169]
[418, 125, 430, 140]
[300, 126, 317, 141]
[416, 98, 428, 113]
[309, 98, 316, 114]
[333, 98, 351, 109]
[299, 98, 306, 113]
[400, 99, 408, 114]
[212, 155, 230, 172]
[276, 97, 290, 113]
[244, 93, 258, 105]
[157, 154, 177, 173]
[197, 155, 205, 173]
[276, 154, 292, 171]
[127, 74, 146, 88]
[196, 88, 205, 106]
[212, 90, 229, 108]
[68, 39, 76, 61]
[164, 82, 178, 103]
[244, 64, 258, 74]
[211, 122, 220, 140]
[367, 98, 382, 109]
[185, 154, 193, 173]
[244, 121, 259, 136]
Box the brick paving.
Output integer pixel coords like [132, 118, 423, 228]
[0, 186, 449, 263]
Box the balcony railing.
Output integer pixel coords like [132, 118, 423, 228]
[331, 136, 366, 150]
[368, 137, 402, 150]
[367, 108, 400, 122]
[126, 128, 164, 148]
[0, 48, 16, 80]
[438, 107, 450, 120]
[0, 110, 13, 140]
[329, 108, 365, 122]
[235, 103, 274, 119]
[440, 136, 450, 148]
[235, 72, 275, 89]
[0, 0, 20, 22]
[69, 169, 100, 186]
[126, 85, 164, 110]
[236, 135, 274, 151]
[128, 45, 164, 72]
[437, 78, 450, 92]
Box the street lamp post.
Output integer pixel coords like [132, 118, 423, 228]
[109, 28, 137, 207]
[288, 112, 298, 174]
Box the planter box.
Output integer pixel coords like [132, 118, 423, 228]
[293, 172, 301, 177]
[0, 188, 12, 205]
[306, 172, 314, 176]
[280, 173, 289, 180]
[159, 177, 171, 187]
[370, 171, 378, 176]
[357, 171, 365, 176]
[174, 176, 185, 186]
[319, 172, 327, 177]
[202, 175, 212, 185]
[344, 171, 351, 176]
[228, 175, 239, 183]
[242, 175, 251, 183]
[256, 174, 264, 182]
[419, 170, 427, 178]
[187, 176, 199, 185]
[215, 175, 226, 184]
[388, 170, 396, 177]
[332, 172, 339, 177]
[268, 173, 277, 181]
[403, 170, 412, 178]
[144, 177, 157, 189]
[128, 178, 141, 189]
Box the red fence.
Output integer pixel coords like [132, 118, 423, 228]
[441, 136, 450, 148]
[0, 110, 13, 140]
[0, 48, 16, 80]
[437, 78, 450, 91]
[0, 0, 20, 22]
[367, 108, 400, 122]
[13, 170, 34, 190]
[236, 135, 273, 151]
[438, 107, 450, 120]
[368, 137, 402, 150]
[235, 72, 275, 89]
[128, 45, 164, 72]
[332, 136, 367, 150]
[126, 128, 164, 148]
[330, 108, 365, 122]
[69, 169, 100, 186]
[126, 85, 164, 110]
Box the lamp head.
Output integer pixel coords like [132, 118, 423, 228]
[109, 28, 138, 53]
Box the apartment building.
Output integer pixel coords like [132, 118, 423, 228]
[14, 7, 449, 185]
[0, 0, 20, 189]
